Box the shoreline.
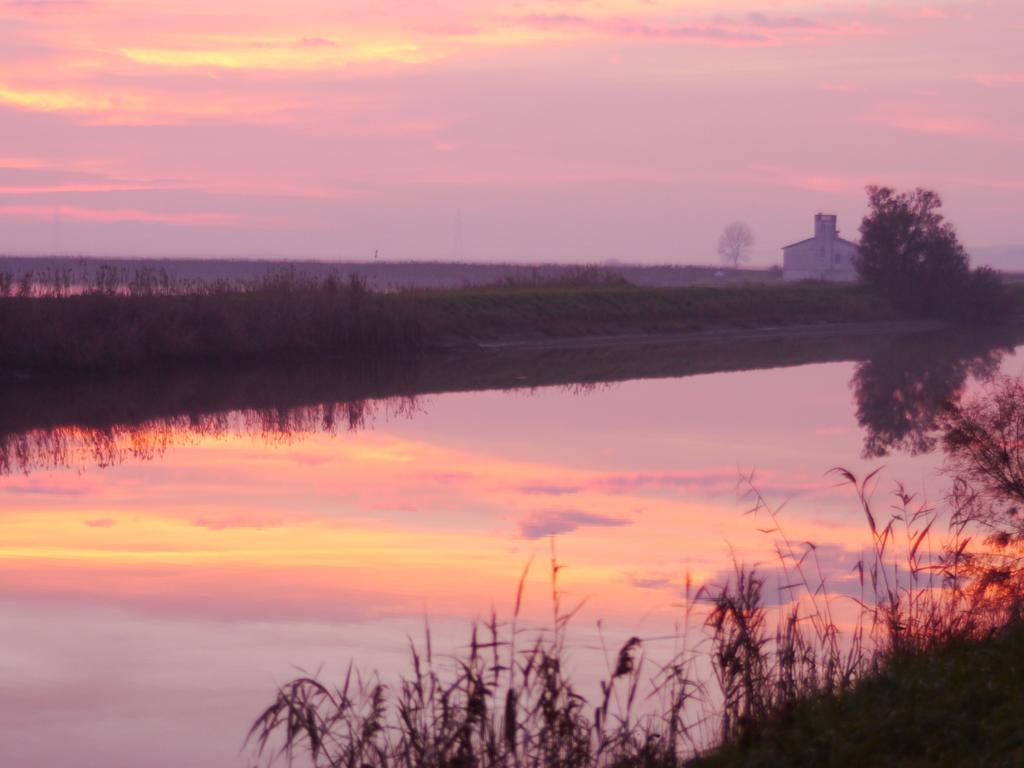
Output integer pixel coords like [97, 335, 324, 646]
[3, 322, 1021, 460]
[0, 317, 953, 385]
[456, 318, 951, 353]
[1, 280, 1018, 380]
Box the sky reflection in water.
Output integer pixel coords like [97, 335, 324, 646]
[2, 341, 1023, 767]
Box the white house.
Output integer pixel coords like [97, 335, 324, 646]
[782, 214, 859, 282]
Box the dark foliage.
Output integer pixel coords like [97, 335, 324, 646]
[0, 272, 424, 375]
[0, 269, 906, 377]
[941, 375, 1024, 504]
[852, 330, 1010, 457]
[692, 623, 1024, 768]
[939, 376, 1024, 622]
[856, 186, 1010, 323]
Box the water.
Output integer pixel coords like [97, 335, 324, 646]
[2, 328, 1022, 767]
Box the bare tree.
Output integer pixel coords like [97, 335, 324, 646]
[718, 222, 755, 268]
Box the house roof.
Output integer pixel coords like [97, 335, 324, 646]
[782, 236, 859, 250]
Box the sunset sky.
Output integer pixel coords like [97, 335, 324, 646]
[0, 0, 1021, 263]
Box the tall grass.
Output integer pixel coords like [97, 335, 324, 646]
[247, 460, 1024, 767]
[0, 269, 426, 374]
[0, 266, 907, 376]
[250, 548, 703, 768]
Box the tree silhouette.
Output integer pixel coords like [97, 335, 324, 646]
[851, 331, 1010, 458]
[857, 186, 1008, 322]
[717, 222, 755, 268]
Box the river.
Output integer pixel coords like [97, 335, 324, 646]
[1, 327, 1021, 766]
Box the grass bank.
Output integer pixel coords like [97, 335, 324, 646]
[0, 276, 915, 376]
[408, 280, 904, 340]
[4, 325, 1019, 476]
[693, 626, 1024, 768]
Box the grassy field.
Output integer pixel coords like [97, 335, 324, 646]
[410, 280, 903, 339]
[0, 276, 913, 376]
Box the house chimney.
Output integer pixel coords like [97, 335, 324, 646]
[815, 213, 837, 241]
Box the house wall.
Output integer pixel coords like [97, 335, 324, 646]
[783, 238, 858, 282]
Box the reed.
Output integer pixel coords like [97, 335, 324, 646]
[0, 267, 906, 377]
[0, 270, 425, 375]
[248, 458, 1024, 767]
[249, 547, 702, 768]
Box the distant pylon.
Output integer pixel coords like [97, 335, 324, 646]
[454, 208, 465, 261]
[52, 206, 63, 255]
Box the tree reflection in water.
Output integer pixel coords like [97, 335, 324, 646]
[0, 385, 613, 475]
[852, 330, 1015, 458]
[1, 328, 1021, 474]
[0, 398, 421, 476]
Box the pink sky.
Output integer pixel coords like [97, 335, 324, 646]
[0, 0, 1021, 263]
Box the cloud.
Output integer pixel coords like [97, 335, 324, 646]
[819, 82, 860, 93]
[296, 37, 337, 48]
[745, 12, 820, 30]
[514, 10, 878, 48]
[412, 471, 473, 486]
[628, 575, 674, 590]
[601, 469, 740, 496]
[288, 452, 332, 467]
[0, 83, 143, 114]
[859, 105, 1006, 140]
[748, 164, 871, 195]
[2, 475, 95, 496]
[881, 116, 989, 137]
[84, 517, 117, 528]
[519, 14, 771, 46]
[518, 483, 582, 496]
[190, 512, 288, 530]
[518, 509, 630, 539]
[0, 163, 185, 195]
[598, 468, 822, 501]
[916, 6, 949, 20]
[972, 73, 1024, 88]
[697, 543, 885, 606]
[118, 39, 431, 71]
[0, 204, 243, 226]
[4, 0, 92, 15]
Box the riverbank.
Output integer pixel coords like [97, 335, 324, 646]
[4, 323, 1018, 450]
[0, 279, 943, 377]
[5, 306, 1019, 476]
[692, 623, 1024, 767]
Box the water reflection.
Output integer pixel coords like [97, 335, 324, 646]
[0, 398, 421, 475]
[4, 327, 1024, 768]
[852, 329, 1016, 458]
[2, 327, 1022, 474]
